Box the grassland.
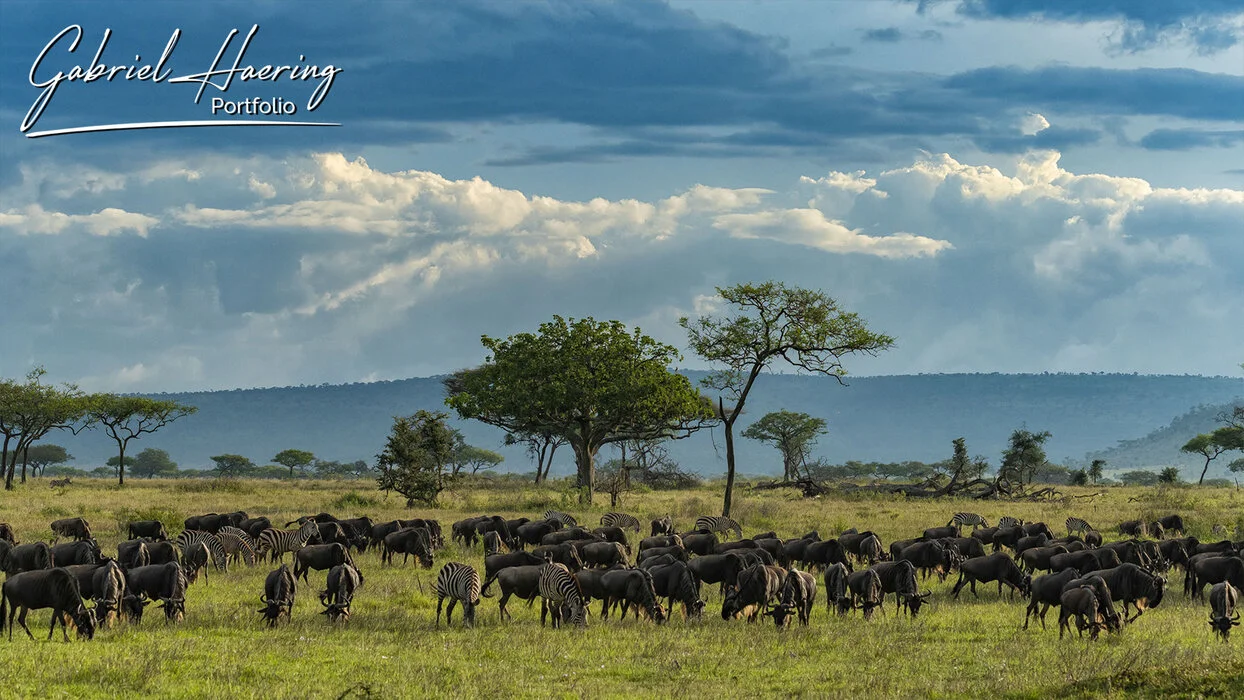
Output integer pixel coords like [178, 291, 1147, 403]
[1, 477, 1242, 699]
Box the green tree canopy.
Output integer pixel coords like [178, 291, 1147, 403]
[1069, 469, 1089, 486]
[25, 444, 72, 477]
[88, 395, 196, 485]
[741, 410, 828, 480]
[273, 448, 316, 478]
[999, 428, 1052, 492]
[1158, 466, 1181, 484]
[1228, 457, 1244, 474]
[210, 454, 254, 478]
[1119, 469, 1159, 486]
[450, 440, 504, 476]
[375, 410, 457, 506]
[1088, 459, 1105, 484]
[680, 281, 894, 516]
[0, 368, 91, 489]
[128, 448, 178, 479]
[446, 316, 715, 504]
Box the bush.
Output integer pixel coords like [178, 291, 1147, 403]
[328, 491, 380, 510]
[113, 506, 184, 534]
[172, 479, 253, 494]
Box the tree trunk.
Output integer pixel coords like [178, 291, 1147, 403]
[2, 435, 11, 491]
[20, 446, 29, 483]
[722, 398, 736, 518]
[575, 442, 594, 505]
[1200, 456, 1211, 486]
[117, 443, 127, 486]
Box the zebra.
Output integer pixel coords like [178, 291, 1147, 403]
[257, 521, 319, 563]
[435, 562, 486, 628]
[217, 527, 258, 569]
[600, 512, 642, 532]
[175, 530, 227, 573]
[998, 516, 1025, 529]
[1065, 517, 1093, 536]
[694, 516, 742, 540]
[538, 561, 587, 629]
[948, 513, 989, 530]
[543, 511, 578, 528]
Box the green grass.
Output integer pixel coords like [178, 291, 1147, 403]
[1, 477, 1242, 699]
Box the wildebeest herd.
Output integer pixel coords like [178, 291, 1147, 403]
[0, 508, 1240, 643]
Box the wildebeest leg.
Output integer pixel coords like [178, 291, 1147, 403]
[600, 598, 608, 619]
[1039, 603, 1049, 630]
[951, 574, 966, 600]
[498, 592, 511, 622]
[17, 607, 35, 640]
[1023, 600, 1036, 630]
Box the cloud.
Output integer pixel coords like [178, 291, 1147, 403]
[861, 27, 944, 42]
[1139, 129, 1244, 150]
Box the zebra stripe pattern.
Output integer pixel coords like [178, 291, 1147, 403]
[217, 530, 258, 568]
[435, 562, 482, 628]
[538, 562, 587, 628]
[175, 530, 227, 572]
[998, 516, 1025, 529]
[543, 511, 578, 527]
[258, 521, 319, 563]
[948, 512, 988, 530]
[1065, 517, 1093, 536]
[695, 515, 742, 539]
[600, 512, 641, 532]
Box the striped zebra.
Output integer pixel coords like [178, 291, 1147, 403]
[257, 521, 319, 563]
[543, 511, 578, 527]
[1065, 517, 1093, 536]
[947, 512, 989, 530]
[998, 516, 1025, 529]
[599, 512, 641, 532]
[175, 530, 227, 572]
[217, 527, 258, 569]
[695, 515, 742, 540]
[538, 561, 587, 628]
[435, 562, 486, 628]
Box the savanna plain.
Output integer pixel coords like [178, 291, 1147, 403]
[2, 477, 1242, 699]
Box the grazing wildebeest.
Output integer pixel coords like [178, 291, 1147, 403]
[592, 526, 631, 549]
[735, 549, 776, 569]
[371, 520, 407, 550]
[259, 564, 297, 627]
[601, 568, 665, 623]
[648, 561, 705, 620]
[1194, 540, 1239, 556]
[541, 528, 601, 547]
[845, 568, 884, 620]
[65, 564, 104, 599]
[337, 517, 375, 553]
[766, 569, 816, 628]
[1059, 586, 1103, 640]
[824, 562, 851, 616]
[1147, 522, 1166, 540]
[320, 563, 363, 622]
[638, 554, 681, 571]
[869, 560, 929, 617]
[293, 543, 355, 583]
[475, 517, 514, 549]
[483, 531, 505, 557]
[50, 517, 92, 543]
[1158, 540, 1190, 570]
[923, 525, 959, 540]
[636, 546, 688, 565]
[530, 543, 585, 572]
[1208, 582, 1240, 642]
[650, 516, 673, 537]
[1022, 522, 1055, 540]
[1062, 575, 1121, 634]
[1, 567, 95, 641]
[722, 564, 785, 622]
[3, 542, 54, 575]
[124, 562, 188, 623]
[713, 539, 759, 555]
[639, 534, 683, 552]
[1020, 545, 1070, 574]
[184, 514, 227, 534]
[514, 520, 561, 548]
[145, 541, 179, 566]
[315, 522, 353, 550]
[574, 565, 624, 616]
[971, 527, 1000, 546]
[381, 528, 433, 568]
[1102, 540, 1153, 570]
[182, 542, 212, 586]
[991, 526, 1026, 553]
[1084, 531, 1103, 549]
[581, 542, 629, 569]
[889, 538, 921, 562]
[951, 553, 1031, 600]
[0, 523, 16, 544]
[687, 553, 745, 591]
[90, 560, 127, 629]
[753, 538, 785, 562]
[240, 517, 273, 542]
[1024, 568, 1081, 630]
[452, 516, 489, 548]
[1157, 514, 1185, 538]
[802, 539, 852, 572]
[286, 513, 339, 527]
[1013, 534, 1051, 561]
[940, 537, 988, 561]
[672, 531, 716, 558]
[50, 540, 100, 567]
[1117, 520, 1148, 539]
[483, 565, 542, 621]
[482, 551, 545, 585]
[1094, 563, 1166, 622]
[127, 520, 168, 541]
[1049, 548, 1120, 575]
[898, 541, 960, 582]
[436, 562, 485, 628]
[781, 535, 820, 568]
[839, 531, 881, 564]
[1188, 556, 1244, 602]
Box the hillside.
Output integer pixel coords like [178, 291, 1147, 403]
[1082, 402, 1243, 477]
[42, 373, 1242, 478]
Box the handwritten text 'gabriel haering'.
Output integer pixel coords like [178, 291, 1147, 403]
[22, 25, 343, 136]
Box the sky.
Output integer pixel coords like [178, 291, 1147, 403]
[1, 0, 1242, 393]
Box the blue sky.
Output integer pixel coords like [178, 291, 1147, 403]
[1, 0, 1241, 391]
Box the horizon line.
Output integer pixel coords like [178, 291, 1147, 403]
[24, 120, 340, 138]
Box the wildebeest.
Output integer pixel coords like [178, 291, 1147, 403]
[1157, 514, 1185, 537]
[530, 543, 585, 572]
[182, 542, 212, 585]
[240, 517, 273, 542]
[320, 563, 363, 622]
[802, 539, 852, 572]
[601, 568, 665, 623]
[824, 562, 851, 616]
[923, 525, 959, 540]
[124, 562, 188, 623]
[1050, 548, 1121, 575]
[50, 517, 92, 543]
[259, 564, 297, 627]
[3, 542, 54, 575]
[293, 543, 355, 583]
[766, 568, 816, 627]
[541, 527, 601, 547]
[1208, 582, 1240, 642]
[687, 553, 745, 591]
[1093, 563, 1166, 622]
[714, 539, 759, 555]
[482, 551, 545, 585]
[337, 517, 375, 552]
[681, 531, 719, 556]
[781, 535, 820, 568]
[636, 546, 689, 565]
[1024, 568, 1081, 630]
[650, 516, 673, 537]
[846, 568, 884, 620]
[1157, 540, 1190, 570]
[1059, 586, 1103, 640]
[971, 527, 999, 546]
[452, 516, 490, 548]
[184, 513, 229, 534]
[1188, 555, 1244, 602]
[647, 561, 705, 620]
[515, 520, 562, 547]
[951, 553, 1031, 600]
[581, 542, 629, 569]
[592, 526, 631, 549]
[1022, 522, 1055, 540]
[483, 565, 543, 621]
[639, 534, 683, 552]
[1, 567, 96, 641]
[899, 541, 960, 582]
[126, 520, 168, 541]
[1117, 520, 1148, 538]
[145, 541, 179, 566]
[722, 564, 785, 622]
[90, 560, 126, 628]
[314, 522, 353, 550]
[1020, 545, 1070, 574]
[869, 560, 930, 617]
[1013, 534, 1051, 561]
[839, 531, 883, 564]
[1062, 575, 1121, 635]
[50, 540, 101, 567]
[1084, 531, 1103, 549]
[0, 523, 16, 544]
[381, 528, 433, 567]
[991, 526, 1026, 553]
[1194, 540, 1239, 556]
[483, 531, 505, 556]
[940, 537, 987, 561]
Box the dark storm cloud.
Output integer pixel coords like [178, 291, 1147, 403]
[1139, 128, 1244, 150]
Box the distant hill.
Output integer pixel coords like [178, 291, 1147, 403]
[45, 373, 1243, 478]
[1082, 402, 1243, 479]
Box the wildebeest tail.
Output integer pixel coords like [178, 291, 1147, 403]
[480, 570, 501, 597]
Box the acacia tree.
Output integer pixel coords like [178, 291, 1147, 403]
[999, 428, 1052, 492]
[24, 444, 71, 478]
[741, 410, 828, 480]
[374, 410, 458, 506]
[128, 448, 178, 478]
[1182, 432, 1231, 485]
[273, 449, 316, 478]
[88, 395, 197, 486]
[210, 454, 254, 478]
[504, 430, 566, 484]
[1088, 459, 1105, 484]
[680, 281, 894, 516]
[450, 440, 504, 476]
[446, 316, 715, 504]
[1, 369, 91, 490]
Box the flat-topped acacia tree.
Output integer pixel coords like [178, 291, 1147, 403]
[680, 281, 894, 517]
[88, 395, 196, 486]
[445, 315, 715, 504]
